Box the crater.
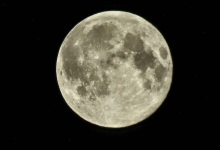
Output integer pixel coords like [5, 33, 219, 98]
[62, 45, 91, 86]
[89, 93, 96, 102]
[77, 85, 87, 97]
[84, 22, 118, 50]
[62, 46, 81, 80]
[94, 72, 111, 96]
[96, 83, 110, 96]
[159, 46, 168, 59]
[100, 59, 108, 68]
[123, 32, 158, 75]
[143, 79, 152, 89]
[124, 33, 144, 52]
[133, 47, 156, 74]
[141, 31, 148, 38]
[115, 51, 129, 60]
[88, 69, 99, 82]
[155, 63, 167, 82]
[100, 53, 119, 69]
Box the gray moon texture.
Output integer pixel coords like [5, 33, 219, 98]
[56, 11, 173, 128]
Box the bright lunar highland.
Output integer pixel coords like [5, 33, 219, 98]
[56, 11, 173, 128]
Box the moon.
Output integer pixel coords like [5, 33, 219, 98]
[56, 11, 173, 128]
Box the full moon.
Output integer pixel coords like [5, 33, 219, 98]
[56, 11, 173, 128]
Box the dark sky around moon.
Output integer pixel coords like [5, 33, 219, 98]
[4, 0, 218, 148]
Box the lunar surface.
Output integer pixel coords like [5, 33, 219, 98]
[56, 11, 173, 128]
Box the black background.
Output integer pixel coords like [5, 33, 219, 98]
[4, 0, 218, 148]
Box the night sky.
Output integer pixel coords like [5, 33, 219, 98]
[4, 0, 218, 148]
